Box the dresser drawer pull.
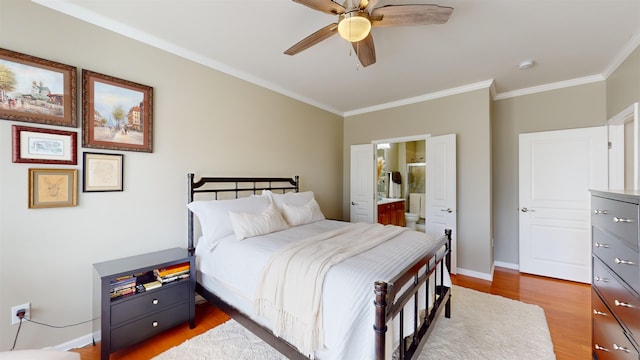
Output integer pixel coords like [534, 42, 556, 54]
[152, 299, 159, 305]
[614, 258, 636, 265]
[614, 299, 633, 308]
[594, 242, 610, 248]
[152, 321, 159, 327]
[613, 216, 633, 223]
[593, 309, 607, 316]
[613, 344, 631, 353]
[595, 276, 609, 283]
[593, 209, 608, 215]
[594, 344, 609, 352]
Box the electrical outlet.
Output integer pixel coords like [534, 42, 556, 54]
[10, 303, 30, 325]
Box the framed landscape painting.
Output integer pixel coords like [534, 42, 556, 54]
[82, 70, 153, 153]
[0, 48, 77, 127]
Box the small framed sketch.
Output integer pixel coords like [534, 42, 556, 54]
[83, 152, 124, 192]
[28, 168, 78, 208]
[82, 69, 153, 152]
[0, 48, 77, 127]
[12, 125, 77, 164]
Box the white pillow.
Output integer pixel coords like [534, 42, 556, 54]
[262, 190, 315, 210]
[187, 195, 271, 250]
[229, 204, 289, 240]
[281, 198, 325, 226]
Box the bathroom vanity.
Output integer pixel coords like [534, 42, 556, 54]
[377, 198, 406, 227]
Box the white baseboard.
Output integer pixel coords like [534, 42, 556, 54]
[494, 261, 519, 270]
[456, 267, 493, 281]
[52, 332, 97, 351]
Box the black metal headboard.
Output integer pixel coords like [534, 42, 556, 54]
[187, 173, 299, 254]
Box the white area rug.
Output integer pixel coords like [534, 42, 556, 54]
[154, 286, 556, 360]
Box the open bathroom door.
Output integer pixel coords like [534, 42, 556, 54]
[350, 144, 375, 223]
[426, 134, 457, 273]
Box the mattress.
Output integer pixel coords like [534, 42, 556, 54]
[195, 219, 449, 359]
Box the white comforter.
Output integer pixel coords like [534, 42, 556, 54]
[195, 220, 447, 360]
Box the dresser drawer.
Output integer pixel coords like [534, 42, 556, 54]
[593, 227, 640, 292]
[111, 281, 189, 326]
[592, 195, 639, 252]
[593, 258, 640, 341]
[592, 289, 639, 359]
[111, 302, 188, 351]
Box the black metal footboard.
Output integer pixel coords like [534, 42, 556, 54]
[374, 229, 452, 360]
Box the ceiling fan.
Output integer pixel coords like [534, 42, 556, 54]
[284, 0, 454, 67]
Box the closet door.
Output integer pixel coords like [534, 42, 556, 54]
[519, 127, 607, 283]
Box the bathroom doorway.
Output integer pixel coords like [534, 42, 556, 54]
[350, 134, 458, 274]
[374, 137, 427, 231]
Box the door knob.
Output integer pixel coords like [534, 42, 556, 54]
[521, 207, 535, 213]
[440, 208, 453, 213]
[351, 201, 357, 206]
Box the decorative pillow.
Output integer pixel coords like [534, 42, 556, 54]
[281, 198, 326, 226]
[187, 195, 271, 250]
[229, 204, 290, 240]
[262, 190, 315, 210]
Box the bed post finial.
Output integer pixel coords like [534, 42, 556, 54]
[374, 281, 388, 360]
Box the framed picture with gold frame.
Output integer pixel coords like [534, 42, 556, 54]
[0, 48, 77, 127]
[28, 168, 78, 208]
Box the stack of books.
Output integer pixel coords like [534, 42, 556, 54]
[110, 275, 136, 299]
[154, 262, 190, 284]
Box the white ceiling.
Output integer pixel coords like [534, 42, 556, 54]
[34, 0, 640, 116]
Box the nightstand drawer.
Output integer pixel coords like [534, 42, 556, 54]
[111, 302, 188, 351]
[111, 280, 189, 326]
[592, 195, 639, 252]
[593, 227, 640, 292]
[592, 289, 638, 360]
[593, 258, 640, 340]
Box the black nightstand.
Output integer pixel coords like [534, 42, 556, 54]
[93, 247, 195, 360]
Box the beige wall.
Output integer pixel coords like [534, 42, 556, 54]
[0, 0, 342, 350]
[492, 82, 607, 265]
[607, 46, 640, 118]
[343, 88, 494, 277]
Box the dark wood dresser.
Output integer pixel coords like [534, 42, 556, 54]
[591, 190, 640, 359]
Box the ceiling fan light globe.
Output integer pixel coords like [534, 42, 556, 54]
[338, 14, 371, 42]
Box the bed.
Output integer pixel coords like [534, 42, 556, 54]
[186, 173, 451, 360]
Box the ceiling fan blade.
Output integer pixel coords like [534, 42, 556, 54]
[363, 0, 379, 12]
[371, 4, 453, 27]
[284, 23, 339, 55]
[293, 0, 345, 15]
[352, 33, 376, 67]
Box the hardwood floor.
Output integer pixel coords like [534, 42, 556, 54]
[72, 267, 591, 359]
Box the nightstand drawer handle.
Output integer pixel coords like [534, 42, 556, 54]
[595, 276, 609, 282]
[593, 309, 607, 316]
[152, 321, 159, 327]
[594, 242, 610, 248]
[593, 209, 608, 215]
[613, 344, 630, 353]
[614, 299, 632, 308]
[614, 258, 636, 265]
[152, 299, 159, 305]
[613, 216, 633, 223]
[594, 344, 609, 352]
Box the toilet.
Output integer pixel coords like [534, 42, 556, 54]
[405, 212, 419, 230]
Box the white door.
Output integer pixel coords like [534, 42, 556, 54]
[426, 134, 457, 273]
[350, 144, 375, 223]
[519, 127, 607, 283]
